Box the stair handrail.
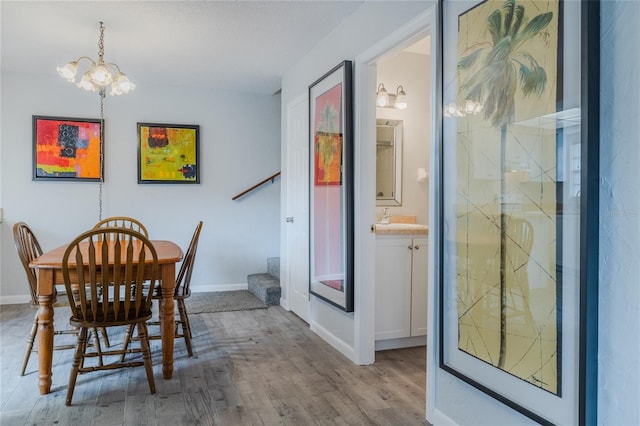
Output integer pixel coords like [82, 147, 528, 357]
[232, 171, 281, 200]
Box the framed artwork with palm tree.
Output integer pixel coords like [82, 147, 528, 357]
[439, 0, 600, 424]
[309, 60, 354, 312]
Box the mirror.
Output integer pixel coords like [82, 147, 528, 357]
[376, 119, 403, 206]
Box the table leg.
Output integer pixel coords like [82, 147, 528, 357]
[37, 269, 54, 394]
[160, 263, 176, 379]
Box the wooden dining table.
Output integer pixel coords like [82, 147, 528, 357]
[29, 239, 183, 395]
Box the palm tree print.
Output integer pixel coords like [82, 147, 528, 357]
[459, 0, 553, 128]
[457, 0, 553, 370]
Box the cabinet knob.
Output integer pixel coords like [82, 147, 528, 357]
[408, 245, 413, 250]
[414, 245, 420, 250]
[285, 217, 294, 223]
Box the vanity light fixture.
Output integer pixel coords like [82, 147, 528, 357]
[376, 83, 408, 110]
[57, 22, 135, 96]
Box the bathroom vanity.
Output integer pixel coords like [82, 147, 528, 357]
[374, 222, 428, 351]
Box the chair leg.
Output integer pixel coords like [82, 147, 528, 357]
[99, 327, 110, 348]
[181, 300, 194, 339]
[177, 300, 193, 357]
[120, 324, 135, 362]
[66, 327, 89, 406]
[91, 328, 104, 367]
[137, 322, 156, 394]
[20, 312, 38, 376]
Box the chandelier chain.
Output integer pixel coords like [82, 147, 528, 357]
[98, 89, 105, 221]
[97, 22, 105, 65]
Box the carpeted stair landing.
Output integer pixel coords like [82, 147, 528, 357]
[187, 290, 266, 313]
[188, 257, 280, 312]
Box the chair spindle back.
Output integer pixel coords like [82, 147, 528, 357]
[13, 222, 44, 305]
[62, 227, 158, 325]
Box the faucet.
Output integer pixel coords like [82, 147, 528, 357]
[380, 207, 391, 224]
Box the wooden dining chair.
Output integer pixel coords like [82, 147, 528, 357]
[61, 227, 159, 406]
[122, 221, 203, 359]
[93, 216, 149, 237]
[13, 222, 105, 376]
[93, 216, 149, 343]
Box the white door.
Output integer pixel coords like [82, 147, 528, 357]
[284, 94, 310, 322]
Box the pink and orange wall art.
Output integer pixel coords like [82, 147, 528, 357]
[33, 116, 102, 181]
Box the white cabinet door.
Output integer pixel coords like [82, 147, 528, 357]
[375, 237, 412, 340]
[410, 237, 428, 336]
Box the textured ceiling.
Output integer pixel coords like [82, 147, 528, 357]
[1, 1, 367, 95]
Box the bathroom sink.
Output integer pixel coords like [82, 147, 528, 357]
[374, 223, 428, 234]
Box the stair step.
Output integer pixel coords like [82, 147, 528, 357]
[267, 257, 280, 280]
[247, 273, 281, 305]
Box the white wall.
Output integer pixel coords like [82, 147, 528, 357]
[377, 51, 431, 224]
[280, 1, 432, 358]
[598, 1, 640, 424]
[1, 70, 281, 303]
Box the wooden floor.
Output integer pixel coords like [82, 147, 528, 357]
[0, 303, 427, 425]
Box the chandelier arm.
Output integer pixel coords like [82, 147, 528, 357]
[104, 63, 123, 74]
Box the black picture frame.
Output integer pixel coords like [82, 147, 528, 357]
[137, 122, 200, 184]
[437, 0, 599, 424]
[308, 60, 354, 312]
[32, 115, 104, 182]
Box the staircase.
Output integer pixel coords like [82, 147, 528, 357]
[247, 257, 281, 305]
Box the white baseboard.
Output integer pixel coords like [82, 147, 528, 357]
[427, 408, 458, 426]
[279, 296, 289, 310]
[375, 335, 426, 351]
[0, 295, 30, 305]
[310, 321, 356, 363]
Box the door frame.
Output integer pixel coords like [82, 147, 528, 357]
[353, 7, 438, 365]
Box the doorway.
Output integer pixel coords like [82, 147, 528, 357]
[353, 7, 438, 421]
[353, 8, 436, 365]
[373, 37, 431, 354]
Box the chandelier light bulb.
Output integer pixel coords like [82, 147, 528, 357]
[109, 74, 136, 96]
[56, 62, 79, 82]
[89, 65, 113, 86]
[77, 72, 97, 91]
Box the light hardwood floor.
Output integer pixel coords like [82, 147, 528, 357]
[0, 302, 427, 425]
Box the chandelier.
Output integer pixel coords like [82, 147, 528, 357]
[57, 22, 135, 96]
